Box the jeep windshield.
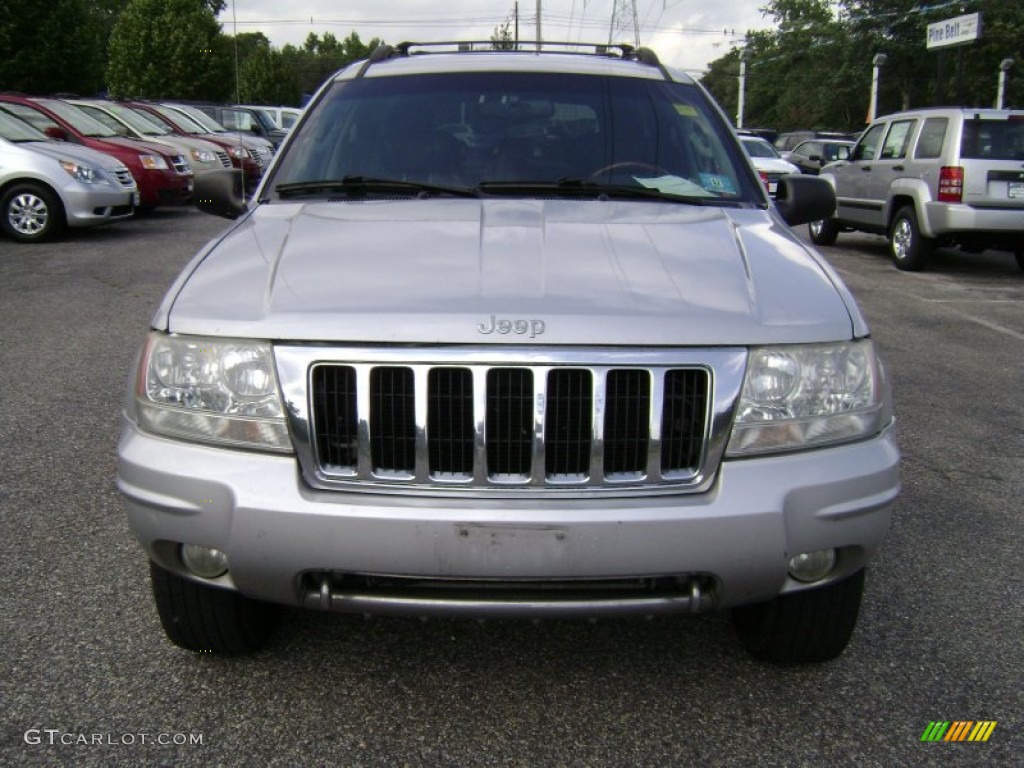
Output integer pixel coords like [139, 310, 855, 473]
[268, 72, 761, 204]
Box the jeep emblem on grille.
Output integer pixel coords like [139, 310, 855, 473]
[477, 315, 546, 338]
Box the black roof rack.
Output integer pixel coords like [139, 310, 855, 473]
[354, 41, 668, 79]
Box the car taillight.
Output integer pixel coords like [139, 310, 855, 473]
[938, 166, 963, 202]
[758, 170, 770, 190]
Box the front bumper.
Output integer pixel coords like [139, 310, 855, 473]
[62, 185, 136, 228]
[136, 170, 193, 207]
[117, 420, 899, 615]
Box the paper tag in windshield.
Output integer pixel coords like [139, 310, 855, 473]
[698, 173, 737, 195]
[635, 175, 717, 197]
[673, 104, 699, 118]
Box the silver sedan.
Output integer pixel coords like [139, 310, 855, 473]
[0, 110, 138, 242]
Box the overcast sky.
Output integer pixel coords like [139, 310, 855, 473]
[220, 1, 775, 75]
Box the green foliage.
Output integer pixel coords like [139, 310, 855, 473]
[0, 0, 106, 95]
[704, 0, 1024, 131]
[107, 0, 233, 100]
[280, 31, 384, 99]
[238, 46, 301, 106]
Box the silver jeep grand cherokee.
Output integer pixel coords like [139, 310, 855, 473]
[117, 43, 900, 663]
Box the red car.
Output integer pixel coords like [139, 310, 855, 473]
[122, 101, 267, 192]
[0, 95, 192, 210]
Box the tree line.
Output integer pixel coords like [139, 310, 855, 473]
[701, 0, 1024, 133]
[0, 0, 380, 106]
[2, 0, 1021, 121]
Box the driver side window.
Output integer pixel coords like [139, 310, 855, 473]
[851, 123, 886, 162]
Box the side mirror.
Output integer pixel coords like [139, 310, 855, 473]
[773, 175, 835, 227]
[194, 168, 248, 219]
[44, 126, 69, 141]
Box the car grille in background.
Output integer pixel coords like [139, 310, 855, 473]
[214, 150, 232, 168]
[169, 155, 190, 174]
[310, 363, 709, 490]
[113, 169, 135, 187]
[250, 146, 273, 167]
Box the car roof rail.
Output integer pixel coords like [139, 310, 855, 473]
[354, 41, 669, 78]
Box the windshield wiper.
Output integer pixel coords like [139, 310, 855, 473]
[276, 176, 477, 199]
[476, 178, 716, 204]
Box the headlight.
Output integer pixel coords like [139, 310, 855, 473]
[59, 160, 106, 184]
[726, 340, 891, 456]
[227, 146, 250, 159]
[139, 154, 169, 170]
[133, 333, 291, 453]
[190, 148, 214, 163]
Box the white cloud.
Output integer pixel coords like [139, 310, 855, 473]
[220, 0, 775, 75]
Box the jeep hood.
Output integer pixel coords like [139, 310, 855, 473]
[162, 199, 861, 345]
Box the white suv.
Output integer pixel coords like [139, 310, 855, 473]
[811, 107, 1024, 271]
[118, 43, 899, 663]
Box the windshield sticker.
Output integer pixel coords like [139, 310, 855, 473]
[636, 175, 717, 197]
[673, 104, 699, 117]
[698, 173, 737, 195]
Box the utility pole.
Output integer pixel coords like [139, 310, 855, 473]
[609, 0, 640, 48]
[536, 0, 542, 50]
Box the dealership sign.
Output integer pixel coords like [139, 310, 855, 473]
[926, 13, 982, 50]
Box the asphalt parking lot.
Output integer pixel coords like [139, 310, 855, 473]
[1, 209, 1021, 767]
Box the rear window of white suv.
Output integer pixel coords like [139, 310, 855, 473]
[961, 117, 1024, 160]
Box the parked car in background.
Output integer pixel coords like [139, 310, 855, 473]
[775, 130, 858, 153]
[0, 95, 192, 211]
[812, 107, 1024, 271]
[68, 99, 232, 178]
[782, 138, 855, 174]
[123, 101, 268, 193]
[191, 104, 288, 148]
[161, 103, 275, 185]
[237, 105, 303, 130]
[739, 135, 800, 197]
[0, 110, 136, 242]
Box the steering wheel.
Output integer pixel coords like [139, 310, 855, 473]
[587, 161, 672, 180]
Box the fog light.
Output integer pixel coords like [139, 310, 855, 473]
[788, 549, 836, 583]
[180, 544, 229, 578]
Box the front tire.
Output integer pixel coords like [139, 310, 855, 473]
[808, 218, 839, 246]
[889, 206, 932, 271]
[732, 569, 865, 663]
[149, 561, 279, 654]
[1, 182, 66, 242]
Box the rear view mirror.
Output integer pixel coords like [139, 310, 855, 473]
[773, 175, 836, 227]
[194, 169, 247, 219]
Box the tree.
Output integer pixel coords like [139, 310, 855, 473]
[281, 31, 384, 99]
[238, 45, 301, 106]
[0, 0, 106, 95]
[106, 0, 232, 100]
[703, 0, 1024, 131]
[492, 18, 516, 50]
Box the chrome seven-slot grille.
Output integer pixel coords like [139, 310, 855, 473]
[308, 362, 710, 490]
